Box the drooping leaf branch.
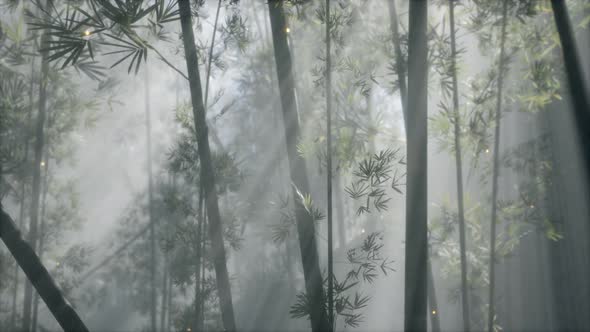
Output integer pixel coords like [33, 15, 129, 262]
[345, 148, 405, 215]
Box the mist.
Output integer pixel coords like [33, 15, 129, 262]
[1, 0, 590, 331]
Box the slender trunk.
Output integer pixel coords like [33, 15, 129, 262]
[387, 0, 408, 124]
[334, 174, 346, 249]
[404, 0, 428, 331]
[166, 270, 173, 332]
[427, 258, 440, 332]
[550, 0, 590, 197]
[11, 191, 25, 331]
[284, 236, 295, 285]
[487, 1, 508, 331]
[267, 1, 331, 331]
[23, 30, 50, 332]
[194, 188, 204, 331]
[144, 66, 158, 332]
[448, 2, 470, 330]
[78, 223, 150, 283]
[325, 0, 334, 328]
[366, 89, 379, 234]
[195, 2, 223, 329]
[177, 2, 236, 330]
[199, 212, 207, 332]
[204, 0, 226, 152]
[250, 0, 265, 43]
[31, 142, 50, 332]
[263, 2, 271, 50]
[160, 260, 168, 332]
[204, 0, 222, 111]
[0, 205, 89, 332]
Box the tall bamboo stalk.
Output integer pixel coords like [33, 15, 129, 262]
[10, 56, 36, 332]
[427, 256, 440, 332]
[388, 3, 440, 329]
[203, 0, 226, 152]
[23, 28, 50, 332]
[335, 175, 346, 249]
[199, 210, 207, 332]
[144, 65, 157, 332]
[160, 259, 168, 332]
[404, 0, 428, 330]
[166, 270, 173, 332]
[194, 188, 204, 331]
[325, 0, 334, 329]
[204, 0, 223, 110]
[31, 139, 50, 332]
[194, 2, 222, 329]
[487, 1, 509, 331]
[387, 0, 407, 124]
[267, 1, 331, 331]
[448, 1, 470, 330]
[178, 1, 236, 330]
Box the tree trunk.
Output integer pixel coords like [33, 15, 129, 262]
[487, 1, 508, 331]
[177, 2, 236, 330]
[0, 205, 89, 332]
[404, 0, 428, 331]
[267, 1, 331, 331]
[448, 1, 470, 330]
[23, 30, 50, 332]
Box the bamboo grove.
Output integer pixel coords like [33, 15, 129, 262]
[1, 0, 589, 331]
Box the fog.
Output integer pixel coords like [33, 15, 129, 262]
[1, 0, 590, 331]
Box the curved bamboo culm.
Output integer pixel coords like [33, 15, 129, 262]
[487, 1, 509, 331]
[0, 204, 89, 332]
